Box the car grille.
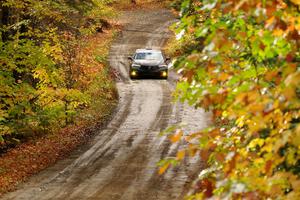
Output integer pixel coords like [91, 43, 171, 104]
[141, 65, 159, 71]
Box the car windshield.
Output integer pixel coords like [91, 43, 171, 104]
[134, 52, 163, 61]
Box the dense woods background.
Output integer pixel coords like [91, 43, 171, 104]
[165, 0, 300, 199]
[0, 0, 119, 149]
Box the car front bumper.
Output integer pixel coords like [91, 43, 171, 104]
[130, 66, 168, 78]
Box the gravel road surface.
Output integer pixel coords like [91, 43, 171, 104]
[2, 9, 210, 200]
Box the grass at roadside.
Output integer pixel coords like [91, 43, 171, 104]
[0, 29, 119, 196]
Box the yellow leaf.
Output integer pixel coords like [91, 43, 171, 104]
[273, 100, 280, 109]
[290, 0, 300, 5]
[291, 126, 300, 146]
[235, 93, 247, 104]
[236, 115, 246, 128]
[247, 116, 266, 132]
[273, 29, 284, 37]
[248, 102, 264, 113]
[248, 138, 265, 149]
[254, 158, 264, 166]
[239, 148, 248, 157]
[262, 143, 273, 153]
[283, 86, 296, 100]
[286, 148, 297, 166]
[176, 150, 185, 161]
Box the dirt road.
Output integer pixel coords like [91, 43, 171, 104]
[2, 9, 210, 200]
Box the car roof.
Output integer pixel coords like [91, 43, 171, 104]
[135, 49, 162, 53]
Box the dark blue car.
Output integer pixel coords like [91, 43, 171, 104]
[128, 49, 169, 79]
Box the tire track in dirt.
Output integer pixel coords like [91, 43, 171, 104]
[88, 82, 173, 200]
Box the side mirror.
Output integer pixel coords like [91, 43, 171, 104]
[128, 56, 133, 60]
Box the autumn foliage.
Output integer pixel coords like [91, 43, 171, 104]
[0, 0, 117, 148]
[165, 0, 300, 199]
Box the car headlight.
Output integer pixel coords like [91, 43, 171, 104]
[131, 63, 141, 67]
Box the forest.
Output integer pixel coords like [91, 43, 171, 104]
[0, 0, 120, 149]
[166, 0, 300, 199]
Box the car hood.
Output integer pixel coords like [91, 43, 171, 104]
[133, 59, 164, 66]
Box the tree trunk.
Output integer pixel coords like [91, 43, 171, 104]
[0, 4, 10, 41]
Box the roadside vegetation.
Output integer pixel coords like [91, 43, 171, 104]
[0, 0, 172, 196]
[0, 0, 118, 152]
[0, 29, 118, 195]
[0, 0, 168, 195]
[0, 0, 122, 194]
[163, 0, 300, 199]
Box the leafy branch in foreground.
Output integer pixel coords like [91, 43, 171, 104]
[164, 0, 300, 199]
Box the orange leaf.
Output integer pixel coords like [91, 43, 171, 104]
[266, 16, 275, 27]
[218, 72, 230, 82]
[215, 153, 225, 162]
[200, 149, 210, 161]
[158, 163, 170, 175]
[169, 131, 183, 143]
[188, 144, 198, 157]
[265, 160, 272, 175]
